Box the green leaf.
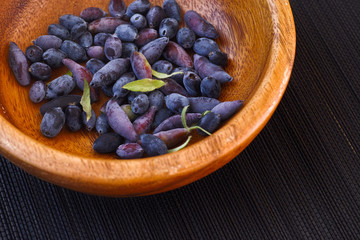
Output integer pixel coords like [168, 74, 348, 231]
[80, 79, 92, 121]
[122, 79, 165, 92]
[152, 69, 183, 79]
[168, 136, 192, 153]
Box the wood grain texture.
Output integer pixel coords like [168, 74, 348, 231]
[0, 0, 295, 196]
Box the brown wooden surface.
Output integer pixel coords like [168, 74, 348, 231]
[0, 0, 295, 196]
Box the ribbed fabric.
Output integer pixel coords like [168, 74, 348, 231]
[1, 0, 359, 239]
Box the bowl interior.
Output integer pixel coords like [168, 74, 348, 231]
[0, 0, 274, 158]
[0, 0, 294, 196]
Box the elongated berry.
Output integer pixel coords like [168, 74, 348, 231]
[60, 40, 87, 62]
[209, 71, 233, 84]
[159, 78, 189, 97]
[87, 46, 106, 61]
[29, 62, 52, 81]
[146, 6, 166, 29]
[162, 41, 193, 68]
[194, 54, 232, 83]
[211, 100, 244, 121]
[59, 14, 86, 30]
[139, 37, 169, 64]
[126, 0, 151, 18]
[116, 143, 144, 159]
[115, 24, 139, 42]
[163, 0, 181, 23]
[188, 97, 220, 113]
[8, 42, 31, 86]
[46, 74, 75, 99]
[62, 58, 100, 102]
[153, 113, 202, 133]
[208, 50, 228, 66]
[154, 128, 189, 148]
[80, 7, 107, 22]
[93, 132, 124, 153]
[29, 81, 46, 103]
[34, 35, 62, 50]
[130, 51, 152, 79]
[193, 38, 220, 56]
[88, 17, 127, 34]
[42, 48, 67, 68]
[90, 58, 130, 87]
[106, 99, 138, 142]
[40, 107, 65, 138]
[135, 28, 158, 47]
[133, 106, 157, 135]
[100, 98, 125, 114]
[47, 24, 70, 40]
[184, 10, 219, 39]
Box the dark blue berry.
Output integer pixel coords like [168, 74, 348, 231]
[197, 112, 221, 136]
[93, 132, 124, 153]
[131, 93, 149, 115]
[200, 76, 221, 99]
[40, 107, 65, 138]
[165, 93, 189, 113]
[65, 105, 83, 132]
[25, 45, 43, 63]
[140, 134, 168, 156]
[176, 28, 196, 49]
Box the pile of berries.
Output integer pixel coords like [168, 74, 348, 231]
[8, 0, 243, 159]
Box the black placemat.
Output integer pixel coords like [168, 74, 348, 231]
[1, 0, 360, 239]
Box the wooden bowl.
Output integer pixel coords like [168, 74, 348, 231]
[0, 0, 295, 196]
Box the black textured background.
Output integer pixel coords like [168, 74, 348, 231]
[1, 0, 360, 239]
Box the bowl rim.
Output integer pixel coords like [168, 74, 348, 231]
[0, 0, 296, 196]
